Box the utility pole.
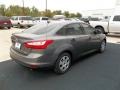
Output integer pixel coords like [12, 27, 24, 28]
[45, 0, 47, 16]
[22, 0, 25, 15]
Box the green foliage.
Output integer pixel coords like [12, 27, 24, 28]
[76, 12, 82, 18]
[30, 6, 40, 17]
[0, 4, 82, 18]
[0, 4, 6, 16]
[53, 10, 62, 15]
[63, 11, 70, 18]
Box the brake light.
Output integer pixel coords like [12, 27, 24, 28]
[24, 40, 53, 49]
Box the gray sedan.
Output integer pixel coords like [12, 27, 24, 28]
[10, 21, 106, 74]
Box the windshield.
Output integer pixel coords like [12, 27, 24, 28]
[19, 17, 32, 20]
[23, 23, 60, 35]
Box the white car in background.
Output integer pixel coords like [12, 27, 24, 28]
[33, 17, 49, 25]
[11, 16, 34, 28]
[90, 14, 120, 34]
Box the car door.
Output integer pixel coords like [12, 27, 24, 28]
[64, 23, 91, 57]
[109, 15, 120, 33]
[81, 23, 101, 51]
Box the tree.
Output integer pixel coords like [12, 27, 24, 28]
[5, 5, 23, 16]
[53, 10, 62, 15]
[70, 13, 76, 18]
[0, 4, 82, 18]
[76, 12, 82, 18]
[0, 4, 6, 16]
[30, 6, 39, 17]
[45, 10, 53, 17]
[63, 11, 70, 18]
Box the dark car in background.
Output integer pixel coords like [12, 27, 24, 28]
[10, 21, 106, 74]
[0, 16, 12, 29]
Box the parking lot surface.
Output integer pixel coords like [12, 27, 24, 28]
[0, 28, 24, 61]
[0, 28, 120, 90]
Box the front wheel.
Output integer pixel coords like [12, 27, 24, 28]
[98, 40, 106, 53]
[95, 27, 104, 34]
[54, 53, 71, 74]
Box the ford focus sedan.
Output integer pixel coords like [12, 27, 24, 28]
[10, 21, 106, 74]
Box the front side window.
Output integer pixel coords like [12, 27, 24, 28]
[57, 23, 84, 36]
[81, 23, 95, 34]
[113, 15, 120, 21]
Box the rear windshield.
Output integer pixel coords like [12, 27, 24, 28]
[23, 23, 60, 35]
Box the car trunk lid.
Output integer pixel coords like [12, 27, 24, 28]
[11, 33, 46, 55]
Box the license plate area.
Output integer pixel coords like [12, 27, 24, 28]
[15, 42, 21, 49]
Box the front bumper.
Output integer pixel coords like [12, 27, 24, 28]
[10, 48, 54, 68]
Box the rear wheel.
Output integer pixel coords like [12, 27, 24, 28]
[8, 27, 11, 29]
[95, 27, 104, 34]
[98, 40, 106, 53]
[54, 53, 71, 74]
[17, 23, 22, 28]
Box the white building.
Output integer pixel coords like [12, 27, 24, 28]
[81, 9, 114, 19]
[81, 0, 120, 19]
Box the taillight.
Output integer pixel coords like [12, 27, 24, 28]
[24, 40, 53, 49]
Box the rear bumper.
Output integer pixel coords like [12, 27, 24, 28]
[0, 24, 12, 27]
[10, 48, 55, 68]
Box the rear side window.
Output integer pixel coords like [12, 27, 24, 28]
[113, 15, 120, 21]
[57, 23, 85, 35]
[81, 23, 94, 34]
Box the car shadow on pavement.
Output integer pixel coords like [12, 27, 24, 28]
[0, 43, 120, 90]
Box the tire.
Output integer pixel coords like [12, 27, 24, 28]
[8, 27, 11, 29]
[98, 40, 106, 53]
[54, 53, 71, 74]
[95, 27, 104, 34]
[17, 23, 22, 28]
[0, 27, 2, 29]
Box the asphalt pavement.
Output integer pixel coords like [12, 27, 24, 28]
[0, 42, 120, 90]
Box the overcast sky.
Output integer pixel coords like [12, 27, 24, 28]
[0, 0, 117, 12]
